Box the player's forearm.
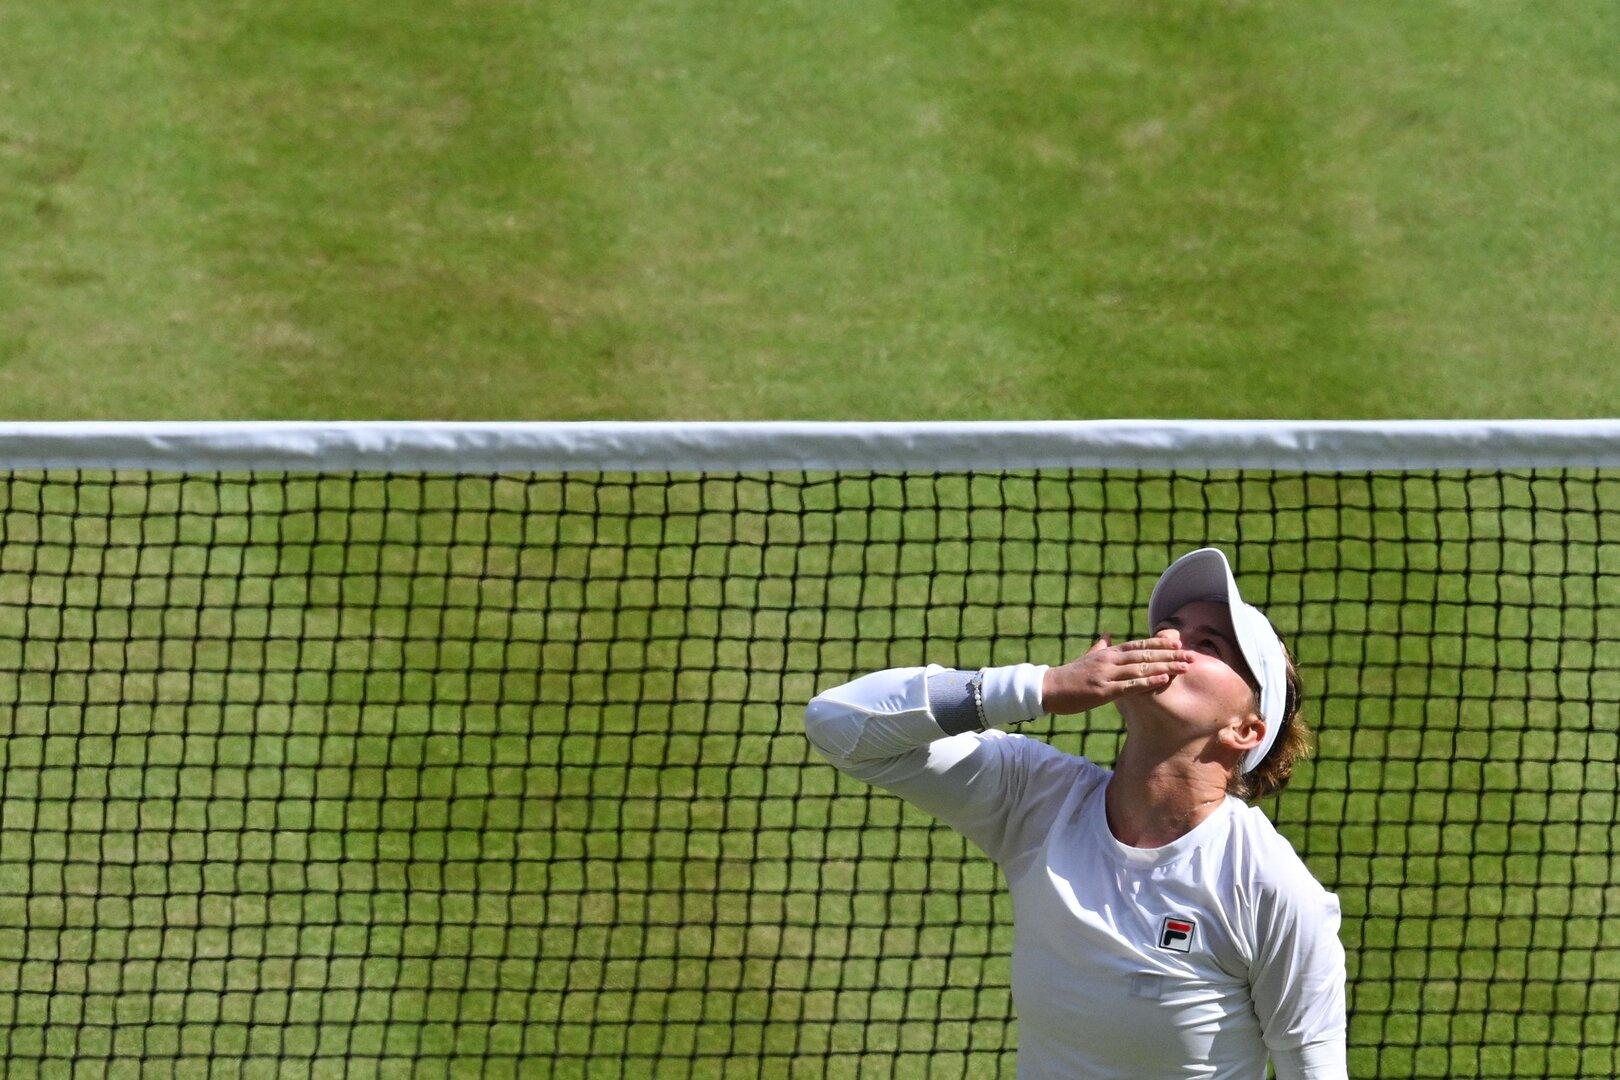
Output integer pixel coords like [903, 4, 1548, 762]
[802, 662, 1049, 767]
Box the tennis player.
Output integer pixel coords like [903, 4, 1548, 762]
[803, 547, 1347, 1079]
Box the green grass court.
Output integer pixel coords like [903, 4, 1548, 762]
[3, 1, 1620, 419]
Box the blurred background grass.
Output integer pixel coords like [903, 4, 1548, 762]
[3, 0, 1619, 419]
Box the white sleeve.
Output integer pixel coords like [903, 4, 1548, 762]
[1248, 879, 1349, 1080]
[802, 662, 1050, 864]
[1270, 1034, 1349, 1080]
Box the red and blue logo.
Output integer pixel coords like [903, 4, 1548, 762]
[1158, 915, 1196, 953]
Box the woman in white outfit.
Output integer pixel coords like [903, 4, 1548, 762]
[803, 547, 1348, 1079]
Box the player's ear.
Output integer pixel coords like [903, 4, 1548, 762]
[1226, 710, 1265, 754]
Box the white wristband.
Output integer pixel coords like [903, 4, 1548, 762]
[978, 663, 1051, 728]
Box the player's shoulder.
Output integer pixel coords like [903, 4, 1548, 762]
[1223, 801, 1334, 904]
[1026, 734, 1111, 798]
[981, 729, 1110, 795]
[974, 732, 1110, 861]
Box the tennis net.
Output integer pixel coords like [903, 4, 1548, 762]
[0, 421, 1615, 1078]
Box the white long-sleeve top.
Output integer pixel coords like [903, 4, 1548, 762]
[803, 663, 1349, 1080]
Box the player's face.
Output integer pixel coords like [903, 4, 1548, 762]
[1123, 599, 1259, 740]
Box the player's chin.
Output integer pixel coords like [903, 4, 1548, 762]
[1124, 675, 1198, 722]
[1121, 680, 1178, 722]
[1150, 673, 1188, 698]
[1141, 676, 1199, 719]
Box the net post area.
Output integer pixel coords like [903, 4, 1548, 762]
[0, 420, 1613, 1077]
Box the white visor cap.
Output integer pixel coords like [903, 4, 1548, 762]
[1148, 547, 1288, 774]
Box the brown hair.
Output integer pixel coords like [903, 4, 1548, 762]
[1226, 637, 1311, 802]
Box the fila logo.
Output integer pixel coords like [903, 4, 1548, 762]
[1158, 915, 1196, 953]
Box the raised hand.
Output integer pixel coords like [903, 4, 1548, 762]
[1040, 631, 1196, 716]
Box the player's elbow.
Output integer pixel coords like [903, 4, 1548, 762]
[802, 692, 861, 764]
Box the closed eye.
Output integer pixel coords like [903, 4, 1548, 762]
[1158, 620, 1234, 662]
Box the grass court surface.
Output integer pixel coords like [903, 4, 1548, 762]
[3, 2, 1620, 418]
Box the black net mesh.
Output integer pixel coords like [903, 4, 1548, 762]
[0, 467, 1615, 1077]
